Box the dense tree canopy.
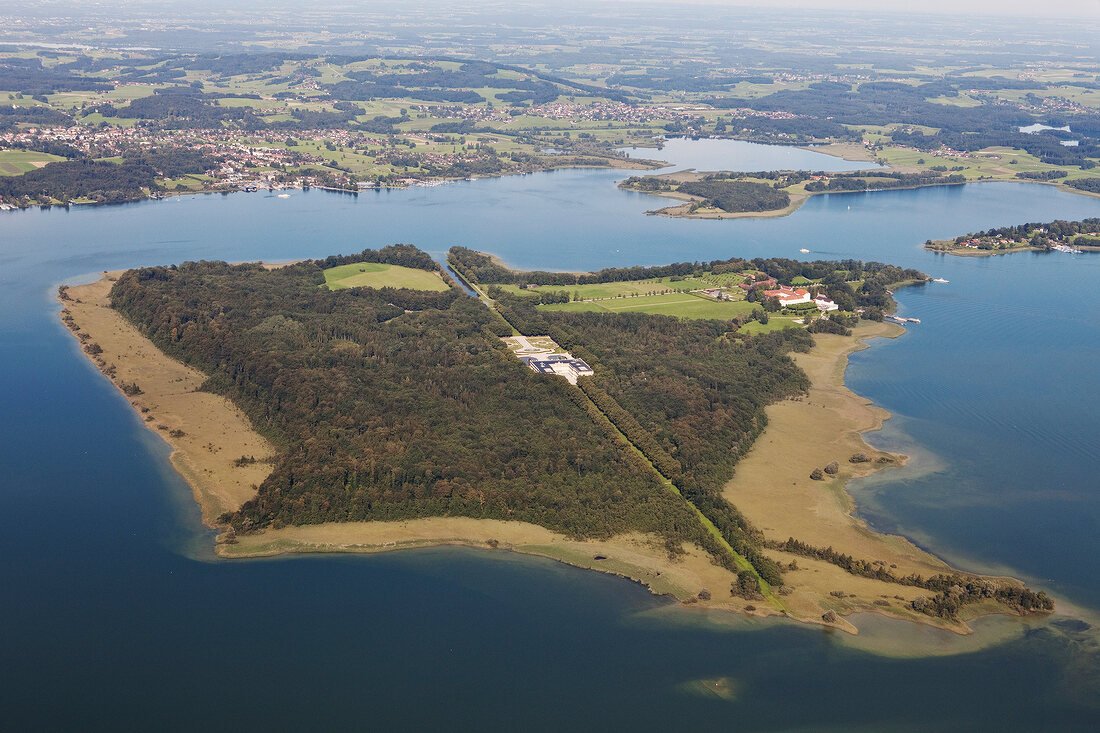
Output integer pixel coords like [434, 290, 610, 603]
[109, 249, 714, 549]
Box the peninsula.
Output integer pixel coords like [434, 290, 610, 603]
[60, 245, 1052, 635]
[925, 216, 1100, 256]
[619, 168, 971, 220]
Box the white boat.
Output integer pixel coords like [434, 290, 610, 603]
[932, 277, 949, 283]
[799, 248, 810, 253]
[1051, 243, 1081, 254]
[277, 193, 291, 199]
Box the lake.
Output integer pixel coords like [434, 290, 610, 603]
[2, 140, 1099, 730]
[619, 136, 879, 172]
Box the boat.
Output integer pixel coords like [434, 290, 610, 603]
[1051, 243, 1082, 254]
[799, 248, 810, 253]
[932, 277, 949, 283]
[277, 193, 291, 199]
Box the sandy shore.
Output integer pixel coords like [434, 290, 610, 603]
[646, 192, 808, 220]
[61, 273, 276, 524]
[62, 275, 1027, 635]
[724, 322, 1017, 632]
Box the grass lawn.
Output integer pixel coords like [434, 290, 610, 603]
[0, 149, 65, 175]
[541, 292, 759, 320]
[323, 262, 450, 291]
[496, 275, 718, 300]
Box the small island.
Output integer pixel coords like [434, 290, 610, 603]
[59, 245, 1052, 635]
[925, 216, 1100, 256]
[620, 168, 970, 219]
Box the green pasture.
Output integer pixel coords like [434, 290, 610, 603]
[323, 262, 450, 291]
[541, 292, 758, 320]
[496, 275, 718, 300]
[0, 150, 65, 175]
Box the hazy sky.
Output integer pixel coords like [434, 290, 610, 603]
[603, 0, 1100, 17]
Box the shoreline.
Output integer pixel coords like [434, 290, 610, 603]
[723, 322, 973, 629]
[3, 155, 660, 212]
[644, 191, 809, 220]
[62, 272, 1043, 639]
[926, 242, 1100, 257]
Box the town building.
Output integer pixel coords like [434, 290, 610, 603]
[763, 286, 811, 305]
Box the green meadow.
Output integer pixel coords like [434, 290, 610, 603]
[323, 262, 451, 291]
[540, 292, 759, 320]
[0, 150, 65, 176]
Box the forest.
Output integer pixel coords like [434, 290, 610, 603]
[0, 159, 157, 203]
[0, 149, 217, 205]
[109, 247, 716, 554]
[675, 179, 791, 213]
[101, 239, 1049, 617]
[111, 242, 914, 592]
[453, 249, 926, 582]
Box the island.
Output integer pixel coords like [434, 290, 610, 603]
[925, 216, 1100, 256]
[619, 168, 970, 219]
[58, 244, 1052, 634]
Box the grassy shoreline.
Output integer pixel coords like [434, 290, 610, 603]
[61, 272, 1044, 639]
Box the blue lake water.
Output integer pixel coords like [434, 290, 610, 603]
[2, 142, 1100, 729]
[619, 136, 879, 172]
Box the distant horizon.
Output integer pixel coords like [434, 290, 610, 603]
[5, 0, 1100, 19]
[556, 0, 1100, 18]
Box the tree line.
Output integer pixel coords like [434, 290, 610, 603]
[769, 537, 1053, 621]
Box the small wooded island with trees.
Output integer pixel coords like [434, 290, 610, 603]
[61, 244, 1052, 632]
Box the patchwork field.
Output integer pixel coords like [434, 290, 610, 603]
[322, 262, 451, 291]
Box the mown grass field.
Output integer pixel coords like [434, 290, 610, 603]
[496, 274, 727, 300]
[0, 150, 65, 176]
[323, 262, 450, 291]
[540, 292, 759, 319]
